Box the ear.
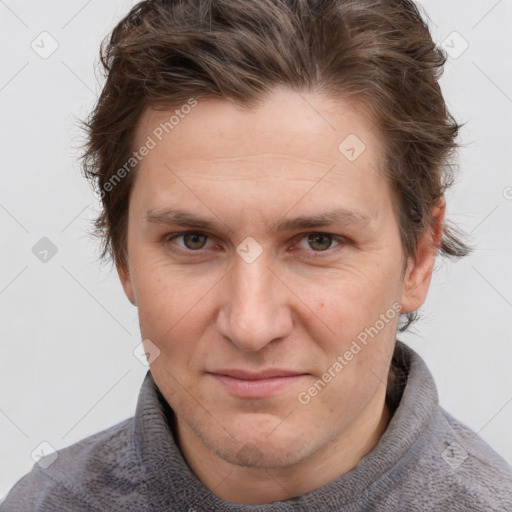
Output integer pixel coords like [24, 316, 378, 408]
[400, 198, 445, 313]
[116, 259, 137, 306]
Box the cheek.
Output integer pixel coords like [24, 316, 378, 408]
[131, 258, 215, 345]
[300, 310, 397, 426]
[293, 260, 402, 337]
[290, 258, 402, 394]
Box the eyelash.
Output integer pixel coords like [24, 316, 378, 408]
[162, 231, 347, 259]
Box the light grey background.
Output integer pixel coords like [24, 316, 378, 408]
[1, 0, 511, 498]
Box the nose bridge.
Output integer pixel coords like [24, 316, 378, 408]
[235, 256, 272, 316]
[218, 253, 291, 351]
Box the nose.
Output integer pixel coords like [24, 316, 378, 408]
[216, 253, 293, 352]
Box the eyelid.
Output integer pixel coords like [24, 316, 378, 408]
[164, 231, 217, 253]
[290, 232, 347, 258]
[294, 232, 341, 250]
[163, 230, 347, 257]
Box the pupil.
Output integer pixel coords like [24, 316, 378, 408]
[308, 233, 332, 251]
[184, 233, 207, 250]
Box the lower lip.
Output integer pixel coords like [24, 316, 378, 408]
[210, 374, 306, 398]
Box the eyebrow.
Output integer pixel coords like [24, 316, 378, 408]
[144, 207, 371, 232]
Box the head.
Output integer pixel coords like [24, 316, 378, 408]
[82, 0, 470, 471]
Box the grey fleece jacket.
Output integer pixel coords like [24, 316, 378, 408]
[1, 341, 512, 511]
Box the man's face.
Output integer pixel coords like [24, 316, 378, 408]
[120, 88, 420, 468]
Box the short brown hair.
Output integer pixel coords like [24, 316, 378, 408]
[81, 0, 470, 330]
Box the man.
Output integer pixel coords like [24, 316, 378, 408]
[2, 0, 511, 510]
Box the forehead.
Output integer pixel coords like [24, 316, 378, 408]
[136, 89, 382, 163]
[131, 88, 390, 220]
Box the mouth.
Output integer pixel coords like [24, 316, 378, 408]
[207, 369, 309, 398]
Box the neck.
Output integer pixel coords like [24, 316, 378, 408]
[175, 387, 392, 505]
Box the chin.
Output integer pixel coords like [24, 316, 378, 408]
[201, 415, 316, 469]
[213, 438, 310, 469]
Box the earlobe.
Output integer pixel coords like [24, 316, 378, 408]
[400, 199, 446, 313]
[116, 260, 137, 306]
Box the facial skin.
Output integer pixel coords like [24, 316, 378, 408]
[118, 87, 444, 504]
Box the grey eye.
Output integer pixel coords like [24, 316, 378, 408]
[182, 233, 208, 250]
[306, 233, 334, 251]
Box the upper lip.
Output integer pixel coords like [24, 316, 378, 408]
[208, 369, 307, 380]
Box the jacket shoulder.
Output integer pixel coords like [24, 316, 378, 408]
[441, 408, 512, 510]
[397, 407, 512, 512]
[1, 417, 148, 512]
